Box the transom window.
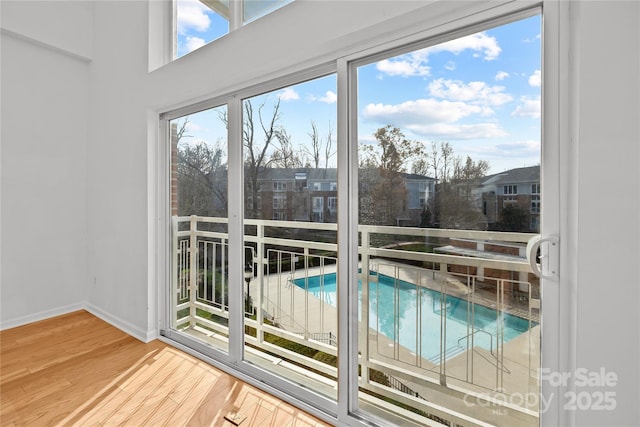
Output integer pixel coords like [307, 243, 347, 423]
[175, 0, 293, 59]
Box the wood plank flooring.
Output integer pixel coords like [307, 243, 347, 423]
[0, 311, 331, 427]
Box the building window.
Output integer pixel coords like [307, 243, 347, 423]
[531, 183, 540, 194]
[273, 194, 286, 209]
[531, 194, 541, 213]
[273, 181, 287, 192]
[312, 181, 336, 191]
[504, 184, 518, 195]
[328, 197, 337, 210]
[272, 211, 286, 221]
[531, 215, 540, 231]
[294, 172, 307, 189]
[312, 196, 324, 210]
[503, 195, 518, 206]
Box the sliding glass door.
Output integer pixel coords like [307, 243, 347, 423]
[162, 4, 555, 426]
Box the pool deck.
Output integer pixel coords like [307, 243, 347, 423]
[253, 259, 541, 423]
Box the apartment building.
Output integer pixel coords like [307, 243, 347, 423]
[475, 165, 541, 232]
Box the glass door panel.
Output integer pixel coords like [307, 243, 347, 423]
[241, 75, 338, 401]
[354, 14, 542, 426]
[170, 105, 230, 354]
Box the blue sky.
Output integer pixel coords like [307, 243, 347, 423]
[175, 1, 541, 174]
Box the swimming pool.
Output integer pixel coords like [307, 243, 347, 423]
[292, 272, 534, 362]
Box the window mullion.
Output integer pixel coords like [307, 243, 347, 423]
[227, 95, 244, 363]
[229, 0, 243, 32]
[336, 57, 360, 424]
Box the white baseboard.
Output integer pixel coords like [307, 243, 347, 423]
[1, 302, 158, 343]
[84, 302, 158, 343]
[0, 302, 85, 331]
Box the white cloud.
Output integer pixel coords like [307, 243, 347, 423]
[185, 36, 206, 54]
[375, 31, 501, 77]
[363, 99, 482, 125]
[309, 90, 338, 104]
[512, 95, 541, 118]
[278, 87, 300, 101]
[427, 32, 501, 61]
[376, 56, 431, 78]
[495, 71, 510, 81]
[317, 91, 337, 104]
[444, 61, 456, 71]
[428, 79, 513, 107]
[465, 140, 540, 171]
[362, 98, 508, 140]
[479, 106, 495, 117]
[524, 34, 542, 43]
[528, 69, 541, 87]
[177, 0, 211, 35]
[408, 123, 508, 140]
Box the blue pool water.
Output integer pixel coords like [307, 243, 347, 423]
[293, 272, 534, 361]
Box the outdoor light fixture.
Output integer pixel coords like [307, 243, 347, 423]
[244, 263, 253, 304]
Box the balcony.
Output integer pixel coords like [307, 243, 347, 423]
[171, 216, 541, 426]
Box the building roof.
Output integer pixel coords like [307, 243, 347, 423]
[481, 165, 540, 186]
[255, 167, 337, 181]
[255, 167, 434, 181]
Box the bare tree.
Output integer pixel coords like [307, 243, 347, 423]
[271, 128, 303, 168]
[305, 121, 321, 168]
[452, 155, 490, 200]
[219, 98, 284, 218]
[303, 121, 335, 169]
[411, 157, 430, 176]
[440, 141, 454, 185]
[429, 141, 442, 183]
[175, 116, 192, 142]
[324, 125, 335, 169]
[243, 98, 283, 218]
[172, 116, 228, 217]
[177, 142, 228, 216]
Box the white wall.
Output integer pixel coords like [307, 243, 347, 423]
[85, 0, 154, 341]
[0, 0, 638, 425]
[571, 2, 639, 426]
[0, 0, 93, 60]
[0, 2, 91, 326]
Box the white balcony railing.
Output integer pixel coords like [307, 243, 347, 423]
[172, 215, 541, 426]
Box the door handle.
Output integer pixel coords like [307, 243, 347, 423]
[527, 234, 559, 280]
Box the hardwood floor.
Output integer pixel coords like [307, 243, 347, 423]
[0, 311, 331, 427]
